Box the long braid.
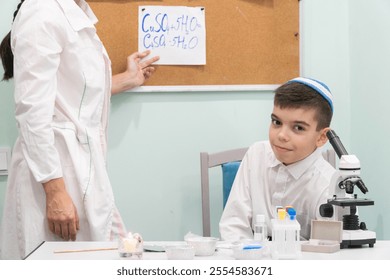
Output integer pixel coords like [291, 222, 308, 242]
[0, 0, 26, 81]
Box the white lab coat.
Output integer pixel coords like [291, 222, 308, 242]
[219, 141, 336, 241]
[0, 0, 126, 259]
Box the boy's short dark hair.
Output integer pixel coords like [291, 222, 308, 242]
[274, 82, 333, 130]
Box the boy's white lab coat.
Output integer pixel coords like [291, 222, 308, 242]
[0, 0, 125, 259]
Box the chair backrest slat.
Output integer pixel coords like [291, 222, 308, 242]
[200, 147, 248, 237]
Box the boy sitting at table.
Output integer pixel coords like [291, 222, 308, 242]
[219, 77, 337, 241]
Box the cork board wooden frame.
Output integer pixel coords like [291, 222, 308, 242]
[89, 0, 299, 88]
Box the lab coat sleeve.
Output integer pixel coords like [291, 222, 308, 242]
[219, 149, 254, 241]
[12, 5, 65, 183]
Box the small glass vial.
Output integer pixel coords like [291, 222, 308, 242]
[254, 214, 267, 241]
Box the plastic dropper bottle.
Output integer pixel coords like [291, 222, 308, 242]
[254, 214, 267, 241]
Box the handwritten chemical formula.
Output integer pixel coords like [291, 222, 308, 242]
[138, 6, 206, 65]
[142, 13, 202, 50]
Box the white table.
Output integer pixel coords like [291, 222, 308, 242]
[25, 240, 390, 260]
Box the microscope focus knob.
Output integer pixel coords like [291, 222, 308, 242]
[319, 203, 334, 218]
[360, 222, 367, 230]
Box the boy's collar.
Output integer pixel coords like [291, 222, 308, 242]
[270, 148, 323, 179]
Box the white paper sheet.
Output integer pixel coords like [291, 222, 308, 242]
[138, 6, 206, 65]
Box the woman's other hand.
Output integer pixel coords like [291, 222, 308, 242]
[43, 178, 80, 241]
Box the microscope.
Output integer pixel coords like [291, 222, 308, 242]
[320, 130, 376, 249]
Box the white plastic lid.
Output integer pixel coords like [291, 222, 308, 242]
[256, 214, 265, 223]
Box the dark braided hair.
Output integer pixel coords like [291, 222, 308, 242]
[0, 0, 26, 81]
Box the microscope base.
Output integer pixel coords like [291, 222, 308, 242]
[340, 229, 376, 249]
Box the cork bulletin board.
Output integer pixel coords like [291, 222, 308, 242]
[89, 0, 299, 86]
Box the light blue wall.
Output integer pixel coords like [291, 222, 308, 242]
[108, 91, 273, 239]
[349, 0, 390, 240]
[300, 0, 351, 139]
[0, 0, 388, 242]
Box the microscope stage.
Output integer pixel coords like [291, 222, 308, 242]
[328, 198, 374, 207]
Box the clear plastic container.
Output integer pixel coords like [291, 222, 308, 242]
[165, 245, 195, 260]
[231, 239, 269, 260]
[185, 237, 218, 256]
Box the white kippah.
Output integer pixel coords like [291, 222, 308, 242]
[288, 77, 334, 112]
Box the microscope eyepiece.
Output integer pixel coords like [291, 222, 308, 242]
[326, 130, 348, 158]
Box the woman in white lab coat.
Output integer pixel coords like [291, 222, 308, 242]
[0, 0, 158, 259]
